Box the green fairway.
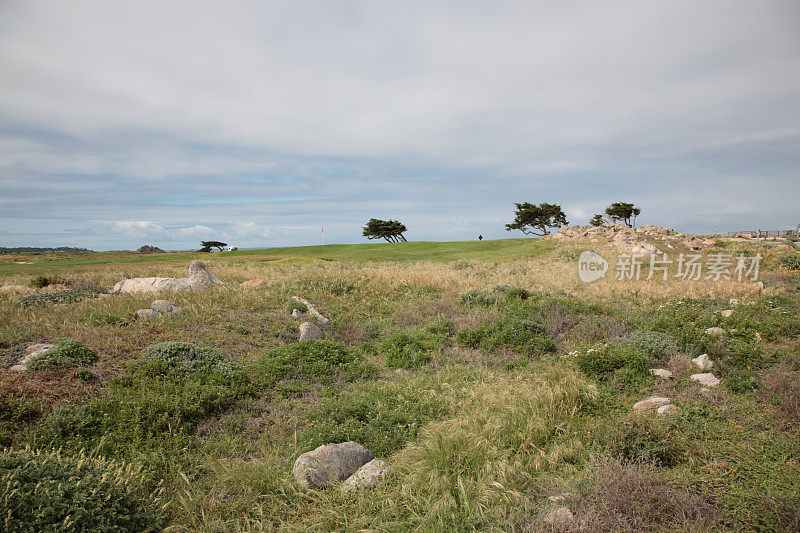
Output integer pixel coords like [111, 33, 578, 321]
[0, 238, 554, 276]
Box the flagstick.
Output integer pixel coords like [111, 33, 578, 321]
[321, 227, 325, 246]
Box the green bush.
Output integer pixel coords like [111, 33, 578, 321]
[253, 339, 375, 387]
[303, 380, 450, 456]
[619, 331, 679, 361]
[492, 285, 530, 300]
[140, 341, 235, 377]
[603, 415, 687, 467]
[574, 342, 650, 382]
[460, 290, 497, 307]
[380, 323, 451, 369]
[19, 290, 98, 308]
[28, 338, 97, 371]
[456, 318, 556, 356]
[0, 447, 164, 532]
[286, 300, 308, 313]
[29, 275, 53, 289]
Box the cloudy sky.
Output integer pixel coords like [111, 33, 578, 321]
[1, 1, 798, 250]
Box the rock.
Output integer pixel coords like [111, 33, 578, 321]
[299, 322, 323, 341]
[341, 459, 388, 493]
[10, 343, 54, 372]
[292, 296, 331, 326]
[292, 308, 303, 317]
[754, 332, 762, 343]
[691, 353, 713, 371]
[690, 373, 720, 388]
[150, 300, 181, 315]
[657, 404, 678, 417]
[293, 442, 374, 490]
[650, 368, 673, 380]
[720, 309, 733, 318]
[136, 308, 161, 320]
[633, 396, 671, 412]
[542, 507, 575, 528]
[729, 298, 740, 306]
[705, 327, 725, 335]
[0, 285, 36, 297]
[240, 279, 266, 289]
[113, 261, 223, 294]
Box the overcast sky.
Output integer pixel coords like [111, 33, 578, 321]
[1, 1, 798, 250]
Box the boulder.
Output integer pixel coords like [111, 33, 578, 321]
[650, 368, 673, 380]
[10, 343, 54, 372]
[150, 300, 181, 315]
[542, 507, 575, 528]
[299, 322, 323, 341]
[633, 396, 671, 412]
[657, 404, 678, 417]
[113, 261, 223, 294]
[720, 309, 733, 318]
[705, 327, 725, 335]
[341, 459, 389, 493]
[690, 373, 720, 388]
[691, 354, 713, 371]
[293, 442, 374, 490]
[0, 285, 36, 297]
[136, 308, 161, 320]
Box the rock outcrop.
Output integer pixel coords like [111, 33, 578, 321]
[10, 343, 54, 372]
[293, 442, 375, 490]
[299, 322, 323, 341]
[633, 396, 671, 412]
[292, 296, 331, 326]
[341, 459, 389, 493]
[113, 261, 222, 293]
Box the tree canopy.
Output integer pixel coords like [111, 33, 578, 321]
[505, 203, 568, 236]
[604, 202, 641, 227]
[199, 241, 227, 252]
[362, 219, 408, 243]
[589, 214, 605, 227]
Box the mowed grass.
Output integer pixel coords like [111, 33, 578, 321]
[0, 238, 799, 531]
[0, 238, 553, 277]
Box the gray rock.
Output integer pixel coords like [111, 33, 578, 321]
[650, 368, 673, 380]
[150, 300, 181, 315]
[341, 459, 388, 493]
[690, 373, 720, 388]
[720, 309, 733, 318]
[691, 353, 713, 371]
[705, 327, 725, 335]
[292, 308, 303, 317]
[633, 396, 671, 412]
[136, 308, 161, 320]
[10, 343, 54, 372]
[113, 261, 223, 294]
[542, 506, 575, 528]
[293, 442, 374, 490]
[657, 404, 678, 417]
[299, 322, 323, 341]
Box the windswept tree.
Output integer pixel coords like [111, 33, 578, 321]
[362, 219, 408, 243]
[505, 202, 568, 236]
[199, 240, 227, 252]
[589, 214, 605, 227]
[604, 202, 641, 227]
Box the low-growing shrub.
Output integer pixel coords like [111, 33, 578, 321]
[492, 285, 530, 300]
[0, 447, 164, 532]
[574, 342, 650, 383]
[619, 331, 679, 361]
[303, 380, 450, 455]
[19, 289, 98, 308]
[380, 322, 452, 369]
[456, 318, 556, 356]
[140, 341, 235, 377]
[29, 274, 53, 288]
[286, 300, 308, 313]
[460, 290, 497, 307]
[28, 338, 97, 371]
[0, 398, 39, 447]
[602, 415, 687, 467]
[253, 339, 375, 387]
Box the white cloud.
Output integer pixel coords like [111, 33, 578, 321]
[233, 222, 270, 239]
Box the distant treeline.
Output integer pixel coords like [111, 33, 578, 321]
[0, 246, 93, 254]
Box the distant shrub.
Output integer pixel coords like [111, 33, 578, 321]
[28, 338, 97, 371]
[20, 289, 98, 308]
[456, 318, 556, 356]
[324, 279, 356, 295]
[286, 301, 308, 313]
[254, 339, 375, 387]
[619, 331, 679, 361]
[89, 312, 124, 326]
[380, 322, 451, 369]
[574, 342, 649, 383]
[0, 447, 164, 532]
[492, 284, 530, 300]
[460, 290, 497, 307]
[29, 274, 52, 288]
[303, 380, 450, 455]
[140, 341, 235, 377]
